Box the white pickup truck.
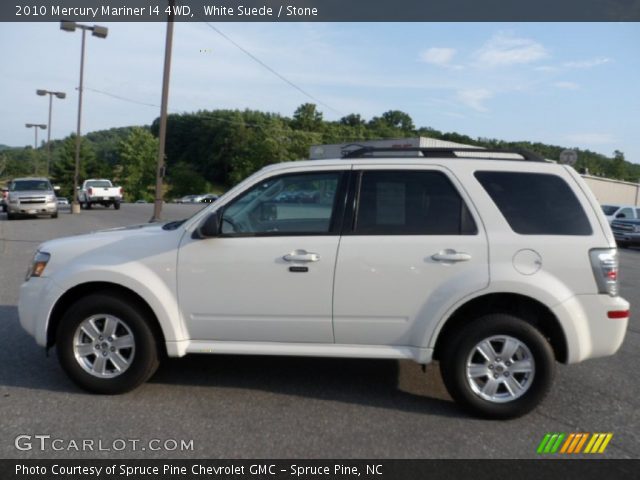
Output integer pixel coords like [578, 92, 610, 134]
[78, 179, 122, 210]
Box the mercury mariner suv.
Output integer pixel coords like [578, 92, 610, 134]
[18, 147, 629, 418]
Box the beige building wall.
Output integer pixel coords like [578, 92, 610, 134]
[582, 175, 640, 206]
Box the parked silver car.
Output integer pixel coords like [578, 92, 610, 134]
[6, 177, 58, 220]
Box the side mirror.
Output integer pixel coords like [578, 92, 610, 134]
[193, 211, 221, 239]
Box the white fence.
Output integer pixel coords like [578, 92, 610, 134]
[582, 175, 640, 206]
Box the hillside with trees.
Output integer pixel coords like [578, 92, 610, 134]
[1, 104, 638, 200]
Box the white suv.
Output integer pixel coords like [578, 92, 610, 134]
[18, 147, 629, 418]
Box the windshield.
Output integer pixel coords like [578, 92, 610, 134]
[86, 180, 113, 188]
[10, 180, 52, 191]
[601, 205, 619, 216]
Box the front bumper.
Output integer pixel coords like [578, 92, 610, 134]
[552, 294, 629, 363]
[19, 277, 64, 347]
[612, 230, 640, 245]
[8, 201, 57, 215]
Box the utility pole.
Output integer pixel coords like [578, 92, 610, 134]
[150, 0, 175, 223]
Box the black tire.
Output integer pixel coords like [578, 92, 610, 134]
[7, 212, 15, 220]
[56, 293, 160, 394]
[114, 201, 121, 210]
[86, 202, 92, 210]
[51, 212, 58, 219]
[440, 314, 555, 419]
[617, 241, 628, 249]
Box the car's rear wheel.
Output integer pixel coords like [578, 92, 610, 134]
[440, 314, 555, 419]
[114, 201, 120, 210]
[51, 212, 58, 219]
[56, 294, 160, 394]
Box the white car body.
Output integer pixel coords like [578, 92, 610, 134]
[18, 152, 630, 416]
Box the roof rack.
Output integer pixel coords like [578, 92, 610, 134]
[341, 146, 546, 162]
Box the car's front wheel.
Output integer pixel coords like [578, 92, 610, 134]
[56, 293, 160, 394]
[440, 314, 555, 419]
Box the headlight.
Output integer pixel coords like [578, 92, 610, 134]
[634, 225, 640, 233]
[46, 195, 56, 202]
[26, 251, 50, 281]
[8, 196, 18, 204]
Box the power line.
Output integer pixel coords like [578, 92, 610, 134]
[203, 23, 342, 116]
[83, 87, 160, 109]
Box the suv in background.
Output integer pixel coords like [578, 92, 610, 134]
[6, 177, 58, 220]
[17, 147, 629, 418]
[611, 218, 640, 248]
[601, 204, 640, 224]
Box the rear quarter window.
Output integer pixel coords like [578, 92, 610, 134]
[474, 171, 592, 235]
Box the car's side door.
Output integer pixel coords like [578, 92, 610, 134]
[177, 167, 349, 343]
[332, 166, 489, 347]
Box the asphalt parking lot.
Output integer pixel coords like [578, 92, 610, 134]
[0, 204, 638, 459]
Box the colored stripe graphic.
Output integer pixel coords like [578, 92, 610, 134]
[537, 433, 613, 454]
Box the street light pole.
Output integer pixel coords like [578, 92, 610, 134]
[60, 21, 108, 214]
[73, 26, 87, 214]
[25, 123, 47, 174]
[36, 89, 66, 177]
[150, 0, 175, 223]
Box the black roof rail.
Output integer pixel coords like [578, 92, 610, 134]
[341, 146, 546, 162]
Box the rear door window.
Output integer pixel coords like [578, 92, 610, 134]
[353, 170, 477, 235]
[475, 171, 592, 235]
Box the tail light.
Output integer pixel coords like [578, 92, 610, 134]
[119, 187, 123, 196]
[88, 187, 93, 195]
[589, 248, 619, 296]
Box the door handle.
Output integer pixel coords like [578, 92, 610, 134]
[283, 250, 320, 263]
[431, 250, 472, 262]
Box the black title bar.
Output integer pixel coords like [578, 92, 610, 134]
[4, 459, 640, 480]
[4, 0, 640, 22]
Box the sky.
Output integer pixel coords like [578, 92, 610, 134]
[1, 22, 639, 163]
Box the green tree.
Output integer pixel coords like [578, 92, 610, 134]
[607, 150, 627, 180]
[292, 103, 323, 131]
[50, 135, 97, 198]
[118, 127, 159, 201]
[167, 162, 208, 198]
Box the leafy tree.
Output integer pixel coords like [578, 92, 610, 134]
[607, 150, 627, 180]
[381, 110, 415, 131]
[167, 162, 208, 198]
[50, 135, 97, 198]
[339, 114, 365, 127]
[118, 127, 158, 201]
[292, 103, 323, 131]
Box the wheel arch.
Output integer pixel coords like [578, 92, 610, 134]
[432, 292, 568, 364]
[47, 282, 168, 357]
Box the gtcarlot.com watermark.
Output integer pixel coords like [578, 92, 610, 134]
[15, 435, 194, 452]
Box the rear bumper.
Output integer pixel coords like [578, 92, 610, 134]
[87, 197, 121, 203]
[552, 294, 629, 363]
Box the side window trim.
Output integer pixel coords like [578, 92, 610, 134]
[344, 168, 478, 236]
[217, 170, 348, 238]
